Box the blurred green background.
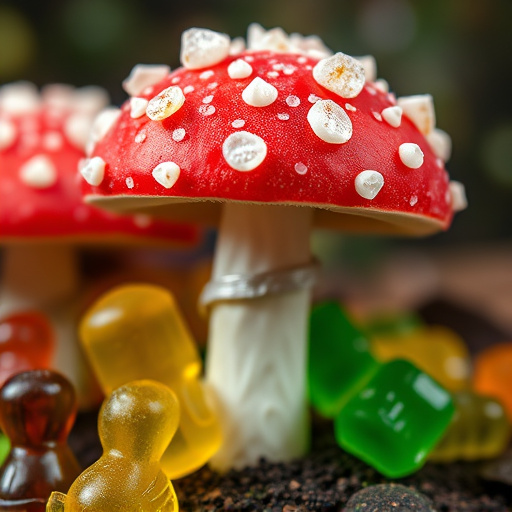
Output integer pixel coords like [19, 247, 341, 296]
[1, 0, 511, 254]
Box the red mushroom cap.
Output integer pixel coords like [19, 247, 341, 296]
[0, 82, 197, 244]
[82, 26, 466, 236]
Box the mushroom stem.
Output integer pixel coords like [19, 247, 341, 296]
[206, 202, 313, 471]
[1, 245, 79, 307]
[0, 245, 97, 408]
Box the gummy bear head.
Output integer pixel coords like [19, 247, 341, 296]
[99, 379, 180, 463]
[0, 369, 76, 447]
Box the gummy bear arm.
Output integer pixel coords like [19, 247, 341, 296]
[46, 492, 67, 512]
[205, 203, 312, 470]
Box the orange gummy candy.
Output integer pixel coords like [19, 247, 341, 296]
[473, 342, 512, 421]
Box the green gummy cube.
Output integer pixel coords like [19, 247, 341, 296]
[308, 301, 379, 417]
[335, 359, 455, 478]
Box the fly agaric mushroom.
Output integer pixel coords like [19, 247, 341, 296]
[80, 24, 467, 469]
[0, 82, 197, 408]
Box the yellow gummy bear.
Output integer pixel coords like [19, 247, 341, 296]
[79, 284, 222, 479]
[430, 390, 511, 462]
[47, 380, 179, 512]
[370, 325, 471, 392]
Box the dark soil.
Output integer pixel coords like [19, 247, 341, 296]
[69, 411, 512, 512]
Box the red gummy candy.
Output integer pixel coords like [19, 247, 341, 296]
[0, 312, 55, 387]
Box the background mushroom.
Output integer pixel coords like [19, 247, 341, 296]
[0, 81, 197, 408]
[80, 25, 466, 469]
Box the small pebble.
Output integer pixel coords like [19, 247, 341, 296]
[344, 483, 437, 512]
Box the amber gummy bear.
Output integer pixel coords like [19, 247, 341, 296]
[0, 311, 55, 468]
[0, 370, 81, 511]
[430, 390, 510, 462]
[79, 284, 222, 478]
[47, 380, 179, 512]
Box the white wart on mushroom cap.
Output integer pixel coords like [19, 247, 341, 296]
[83, 26, 464, 236]
[0, 82, 196, 244]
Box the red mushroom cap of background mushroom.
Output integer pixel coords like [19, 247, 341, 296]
[0, 82, 197, 245]
[82, 28, 465, 236]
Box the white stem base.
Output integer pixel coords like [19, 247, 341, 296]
[206, 203, 312, 471]
[0, 245, 99, 408]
